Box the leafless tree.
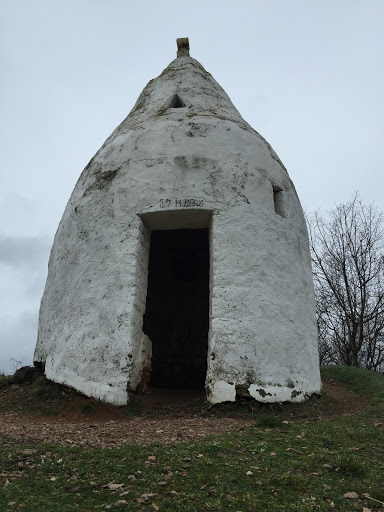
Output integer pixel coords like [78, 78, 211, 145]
[307, 193, 384, 372]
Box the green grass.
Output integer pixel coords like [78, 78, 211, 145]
[0, 372, 14, 389]
[321, 365, 384, 412]
[0, 375, 78, 417]
[1, 366, 383, 511]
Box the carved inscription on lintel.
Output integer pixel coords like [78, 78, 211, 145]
[160, 198, 205, 209]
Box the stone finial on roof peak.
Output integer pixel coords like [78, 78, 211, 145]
[177, 37, 189, 57]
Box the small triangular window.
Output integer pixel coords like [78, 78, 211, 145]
[168, 94, 186, 108]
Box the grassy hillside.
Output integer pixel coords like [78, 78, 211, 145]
[321, 365, 384, 413]
[0, 366, 383, 511]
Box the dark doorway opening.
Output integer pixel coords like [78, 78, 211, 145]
[143, 228, 209, 388]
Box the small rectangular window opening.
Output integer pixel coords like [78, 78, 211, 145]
[273, 187, 285, 218]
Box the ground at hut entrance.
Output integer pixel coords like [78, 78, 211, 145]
[0, 373, 369, 448]
[0, 366, 383, 512]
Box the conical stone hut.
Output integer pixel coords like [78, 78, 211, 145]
[34, 38, 321, 405]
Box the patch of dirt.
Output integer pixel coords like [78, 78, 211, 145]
[320, 378, 367, 416]
[0, 377, 367, 448]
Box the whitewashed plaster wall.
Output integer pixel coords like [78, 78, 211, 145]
[34, 52, 321, 405]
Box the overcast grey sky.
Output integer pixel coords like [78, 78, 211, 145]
[1, 0, 383, 373]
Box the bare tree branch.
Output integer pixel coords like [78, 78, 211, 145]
[307, 193, 384, 371]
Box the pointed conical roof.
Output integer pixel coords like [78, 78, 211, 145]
[99, 40, 284, 170]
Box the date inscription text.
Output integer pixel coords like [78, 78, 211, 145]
[160, 198, 205, 209]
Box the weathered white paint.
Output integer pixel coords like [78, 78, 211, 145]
[210, 381, 236, 403]
[34, 40, 321, 405]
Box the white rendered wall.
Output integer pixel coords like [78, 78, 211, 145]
[35, 55, 321, 405]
